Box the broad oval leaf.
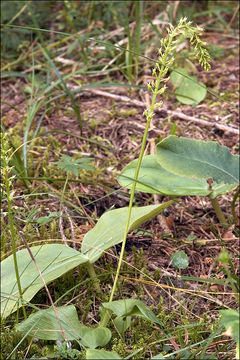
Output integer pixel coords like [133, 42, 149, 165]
[156, 136, 239, 198]
[220, 309, 239, 343]
[81, 202, 173, 263]
[170, 251, 189, 269]
[118, 155, 211, 196]
[86, 349, 122, 359]
[16, 305, 111, 348]
[151, 354, 165, 359]
[113, 316, 131, 335]
[170, 68, 207, 105]
[1, 244, 88, 318]
[171, 68, 189, 87]
[102, 298, 163, 327]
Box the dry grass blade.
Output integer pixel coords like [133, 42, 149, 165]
[19, 232, 68, 342]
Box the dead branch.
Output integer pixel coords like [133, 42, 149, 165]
[80, 88, 239, 136]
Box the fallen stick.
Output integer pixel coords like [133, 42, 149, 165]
[83, 88, 239, 135]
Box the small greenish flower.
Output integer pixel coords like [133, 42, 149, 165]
[146, 17, 211, 120]
[1, 133, 15, 196]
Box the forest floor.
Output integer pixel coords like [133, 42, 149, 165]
[1, 6, 239, 359]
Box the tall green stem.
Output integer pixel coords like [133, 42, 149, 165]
[5, 168, 27, 320]
[101, 32, 176, 328]
[100, 18, 212, 327]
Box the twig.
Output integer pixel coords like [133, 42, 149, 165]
[172, 1, 180, 23]
[62, 204, 76, 249]
[32, 159, 43, 188]
[224, 4, 239, 34]
[68, 182, 95, 227]
[83, 88, 239, 135]
[167, 109, 239, 135]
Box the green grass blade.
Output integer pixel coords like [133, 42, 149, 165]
[28, 7, 82, 129]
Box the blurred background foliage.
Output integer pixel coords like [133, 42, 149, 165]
[1, 1, 239, 64]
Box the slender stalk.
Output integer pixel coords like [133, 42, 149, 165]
[211, 197, 228, 228]
[101, 32, 177, 328]
[5, 161, 27, 320]
[236, 341, 240, 360]
[101, 18, 212, 327]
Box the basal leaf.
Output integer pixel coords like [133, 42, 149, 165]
[102, 298, 163, 327]
[209, 183, 238, 199]
[156, 136, 239, 198]
[170, 68, 207, 105]
[156, 136, 239, 184]
[151, 354, 165, 359]
[16, 305, 111, 348]
[170, 68, 189, 88]
[86, 349, 122, 359]
[1, 244, 88, 318]
[118, 155, 211, 196]
[219, 309, 239, 343]
[113, 316, 131, 335]
[81, 202, 173, 263]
